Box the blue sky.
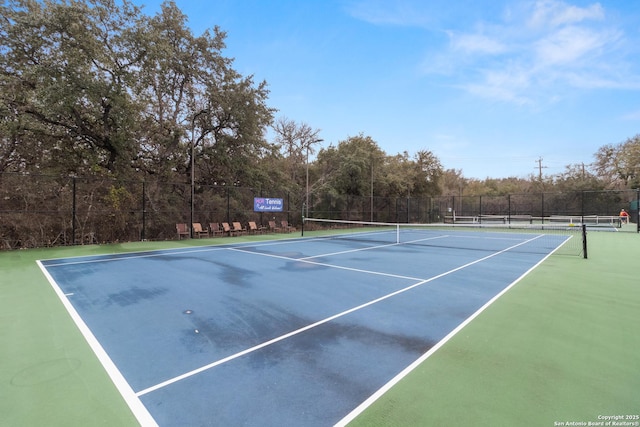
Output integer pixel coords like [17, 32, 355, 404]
[134, 0, 640, 179]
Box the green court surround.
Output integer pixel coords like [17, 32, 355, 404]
[1, 231, 638, 426]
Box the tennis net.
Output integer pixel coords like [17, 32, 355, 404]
[302, 218, 587, 258]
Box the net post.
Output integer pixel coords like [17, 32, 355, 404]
[396, 223, 400, 244]
[636, 189, 639, 234]
[582, 223, 588, 259]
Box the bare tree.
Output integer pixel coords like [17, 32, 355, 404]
[272, 116, 321, 183]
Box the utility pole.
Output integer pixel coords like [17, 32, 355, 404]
[535, 157, 548, 181]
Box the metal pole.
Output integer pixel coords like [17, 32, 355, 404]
[226, 187, 230, 223]
[581, 190, 585, 225]
[371, 157, 374, 221]
[305, 145, 309, 218]
[636, 189, 639, 233]
[406, 197, 410, 223]
[190, 122, 195, 238]
[72, 177, 76, 245]
[190, 109, 208, 238]
[582, 224, 588, 259]
[306, 138, 323, 219]
[141, 181, 146, 241]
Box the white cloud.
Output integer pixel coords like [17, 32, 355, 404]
[462, 66, 535, 106]
[449, 32, 508, 55]
[621, 110, 640, 121]
[534, 25, 613, 66]
[419, 1, 638, 104]
[350, 0, 640, 105]
[345, 0, 434, 27]
[528, 0, 604, 29]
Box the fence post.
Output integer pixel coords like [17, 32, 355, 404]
[141, 181, 146, 241]
[226, 187, 230, 223]
[72, 176, 77, 245]
[190, 181, 194, 239]
[259, 188, 264, 226]
[451, 195, 455, 221]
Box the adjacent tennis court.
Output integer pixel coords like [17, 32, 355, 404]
[36, 224, 579, 426]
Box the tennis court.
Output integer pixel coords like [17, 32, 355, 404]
[35, 224, 579, 426]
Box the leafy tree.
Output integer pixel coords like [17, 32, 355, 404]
[487, 177, 537, 195]
[594, 135, 640, 189]
[378, 151, 414, 198]
[0, 0, 275, 185]
[315, 135, 444, 200]
[125, 1, 276, 187]
[195, 59, 275, 188]
[316, 134, 383, 197]
[554, 163, 603, 191]
[412, 149, 443, 196]
[0, 0, 144, 176]
[0, 102, 24, 174]
[440, 168, 467, 195]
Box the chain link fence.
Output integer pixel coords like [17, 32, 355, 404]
[0, 173, 299, 249]
[308, 189, 640, 226]
[1, 172, 638, 249]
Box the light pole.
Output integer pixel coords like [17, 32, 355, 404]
[306, 138, 323, 218]
[371, 155, 374, 221]
[190, 109, 208, 237]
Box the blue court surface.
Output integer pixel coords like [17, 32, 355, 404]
[38, 230, 570, 426]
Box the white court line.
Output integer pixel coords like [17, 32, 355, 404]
[228, 234, 453, 281]
[40, 225, 547, 267]
[296, 230, 540, 262]
[228, 246, 425, 282]
[298, 235, 449, 260]
[334, 234, 559, 427]
[299, 242, 398, 259]
[41, 245, 232, 267]
[37, 260, 158, 427]
[135, 234, 544, 397]
[40, 234, 326, 267]
[39, 227, 478, 267]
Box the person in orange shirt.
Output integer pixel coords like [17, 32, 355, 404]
[619, 208, 629, 225]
